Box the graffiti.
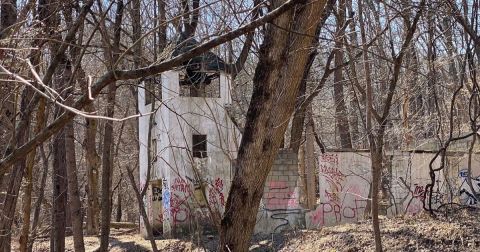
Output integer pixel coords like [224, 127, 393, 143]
[413, 184, 425, 199]
[308, 152, 371, 229]
[170, 193, 191, 225]
[458, 169, 480, 206]
[208, 177, 225, 208]
[320, 153, 339, 165]
[264, 180, 299, 209]
[162, 178, 172, 233]
[404, 184, 426, 215]
[309, 198, 368, 227]
[152, 186, 162, 201]
[319, 153, 346, 204]
[171, 177, 190, 193]
[169, 177, 194, 228]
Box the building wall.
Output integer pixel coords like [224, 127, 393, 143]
[255, 149, 304, 234]
[306, 151, 371, 229]
[306, 151, 480, 230]
[139, 70, 240, 236]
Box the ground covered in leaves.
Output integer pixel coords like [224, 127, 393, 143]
[29, 208, 480, 251]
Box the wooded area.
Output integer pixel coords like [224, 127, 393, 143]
[0, 0, 479, 251]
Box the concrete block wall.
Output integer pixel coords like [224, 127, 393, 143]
[263, 149, 300, 209]
[255, 149, 305, 234]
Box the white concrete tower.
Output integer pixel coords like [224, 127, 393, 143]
[138, 53, 239, 237]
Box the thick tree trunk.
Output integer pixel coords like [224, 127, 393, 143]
[85, 112, 100, 234]
[99, 89, 116, 252]
[0, 0, 16, 39]
[219, 1, 327, 251]
[98, 75, 117, 252]
[289, 0, 334, 153]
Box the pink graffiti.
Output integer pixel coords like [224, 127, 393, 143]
[264, 180, 299, 209]
[405, 184, 425, 215]
[310, 199, 367, 226]
[269, 181, 287, 189]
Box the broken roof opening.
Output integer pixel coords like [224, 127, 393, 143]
[172, 37, 227, 87]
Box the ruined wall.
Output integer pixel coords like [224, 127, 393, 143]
[147, 148, 304, 237]
[255, 149, 303, 234]
[306, 151, 480, 230]
[306, 152, 371, 229]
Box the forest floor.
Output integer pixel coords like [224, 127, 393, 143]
[28, 208, 480, 251]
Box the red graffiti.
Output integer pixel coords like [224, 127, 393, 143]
[319, 153, 339, 165]
[208, 177, 225, 208]
[413, 184, 425, 199]
[171, 178, 191, 193]
[170, 193, 191, 226]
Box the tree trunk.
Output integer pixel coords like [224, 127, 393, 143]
[358, 1, 382, 250]
[126, 169, 159, 252]
[51, 59, 71, 252]
[333, 0, 352, 149]
[370, 148, 383, 252]
[219, 1, 327, 251]
[116, 186, 122, 222]
[28, 144, 49, 252]
[305, 106, 316, 209]
[0, 88, 32, 252]
[289, 0, 334, 153]
[0, 0, 17, 157]
[98, 67, 117, 252]
[18, 97, 45, 252]
[0, 0, 18, 222]
[65, 119, 85, 251]
[99, 2, 123, 251]
[85, 110, 100, 235]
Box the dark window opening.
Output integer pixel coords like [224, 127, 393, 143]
[192, 134, 207, 158]
[179, 69, 221, 98]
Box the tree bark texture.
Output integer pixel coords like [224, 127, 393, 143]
[50, 59, 71, 252]
[65, 119, 85, 251]
[18, 97, 45, 252]
[333, 0, 352, 148]
[219, 1, 327, 251]
[99, 2, 123, 251]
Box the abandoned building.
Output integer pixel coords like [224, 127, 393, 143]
[138, 46, 480, 238]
